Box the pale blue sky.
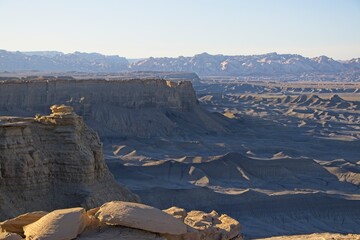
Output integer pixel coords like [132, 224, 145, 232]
[0, 0, 359, 59]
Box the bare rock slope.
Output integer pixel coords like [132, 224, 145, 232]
[0, 105, 138, 221]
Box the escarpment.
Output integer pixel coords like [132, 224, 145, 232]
[0, 78, 229, 138]
[0, 105, 138, 221]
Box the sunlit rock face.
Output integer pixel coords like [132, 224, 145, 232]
[0, 106, 138, 221]
[0, 201, 243, 240]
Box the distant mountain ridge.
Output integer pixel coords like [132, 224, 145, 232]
[130, 52, 360, 77]
[0, 50, 128, 72]
[1, 50, 359, 78]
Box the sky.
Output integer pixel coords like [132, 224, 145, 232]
[0, 0, 359, 60]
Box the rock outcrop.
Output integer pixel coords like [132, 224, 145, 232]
[23, 207, 88, 240]
[0, 211, 47, 236]
[164, 208, 242, 240]
[0, 78, 229, 138]
[0, 202, 242, 240]
[163, 207, 187, 221]
[0, 106, 138, 221]
[95, 201, 187, 235]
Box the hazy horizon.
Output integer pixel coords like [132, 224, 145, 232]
[2, 49, 360, 61]
[0, 0, 359, 60]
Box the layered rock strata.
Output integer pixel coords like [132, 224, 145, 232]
[0, 79, 195, 112]
[0, 78, 229, 138]
[0, 105, 138, 221]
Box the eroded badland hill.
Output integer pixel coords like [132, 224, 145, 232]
[1, 76, 360, 239]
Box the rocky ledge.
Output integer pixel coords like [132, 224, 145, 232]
[0, 201, 242, 240]
[0, 105, 138, 220]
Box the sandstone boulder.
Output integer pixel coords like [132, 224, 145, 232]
[23, 207, 88, 240]
[183, 210, 241, 240]
[217, 214, 242, 240]
[163, 207, 187, 221]
[95, 201, 187, 235]
[0, 211, 47, 236]
[1, 203, 243, 240]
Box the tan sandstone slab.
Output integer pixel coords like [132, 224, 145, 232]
[95, 201, 187, 235]
[0, 211, 47, 236]
[163, 207, 187, 222]
[184, 210, 241, 240]
[23, 207, 88, 240]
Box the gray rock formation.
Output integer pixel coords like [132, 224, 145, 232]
[0, 78, 230, 138]
[0, 106, 138, 221]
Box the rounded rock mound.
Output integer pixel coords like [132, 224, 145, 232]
[23, 207, 88, 240]
[95, 201, 188, 235]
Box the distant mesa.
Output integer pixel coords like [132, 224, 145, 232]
[0, 78, 231, 138]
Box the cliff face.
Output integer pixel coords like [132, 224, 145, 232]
[0, 79, 196, 111]
[0, 78, 229, 138]
[0, 106, 138, 221]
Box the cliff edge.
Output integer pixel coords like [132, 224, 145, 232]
[0, 105, 138, 221]
[0, 78, 230, 138]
